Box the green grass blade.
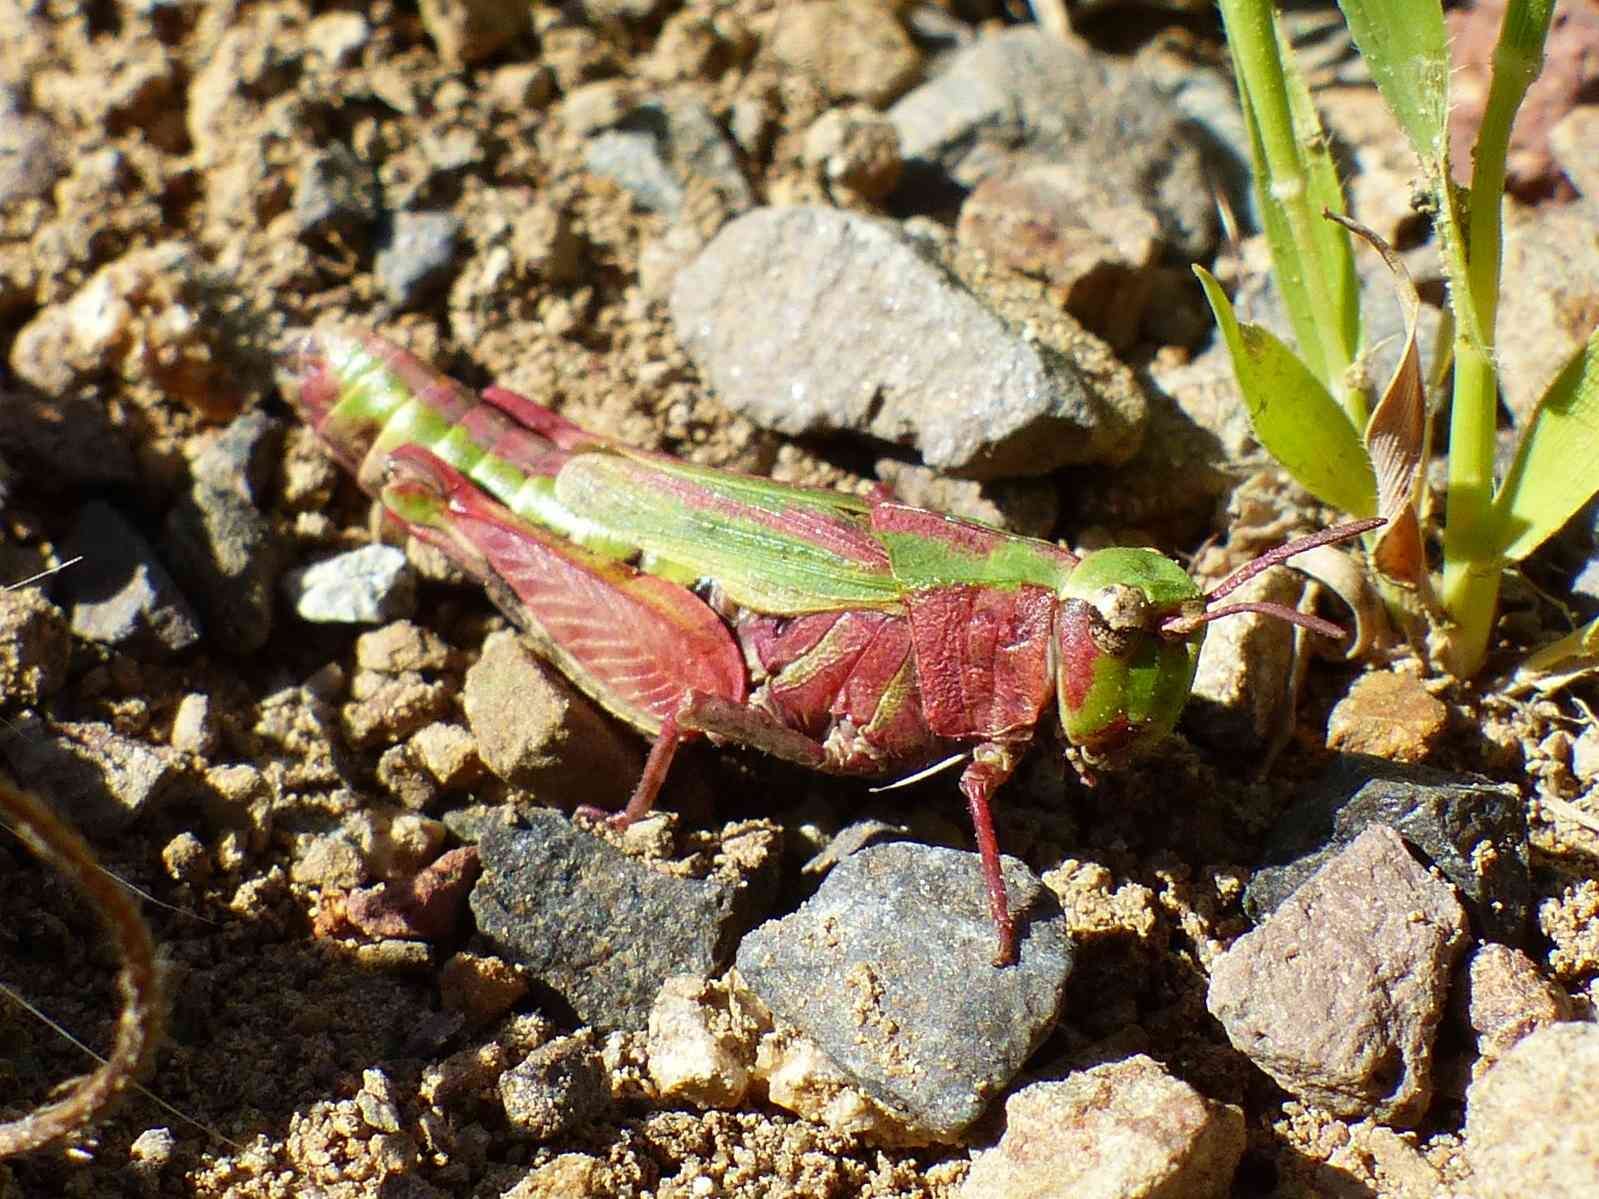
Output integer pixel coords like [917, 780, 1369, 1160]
[1277, 20, 1360, 373]
[1491, 330, 1599, 562]
[1196, 266, 1377, 517]
[1336, 0, 1450, 166]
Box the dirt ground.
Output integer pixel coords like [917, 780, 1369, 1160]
[2, 2, 1597, 1197]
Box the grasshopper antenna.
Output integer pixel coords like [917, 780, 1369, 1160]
[1161, 518, 1384, 640]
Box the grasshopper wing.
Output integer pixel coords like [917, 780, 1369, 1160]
[555, 452, 904, 615]
[384, 446, 748, 734]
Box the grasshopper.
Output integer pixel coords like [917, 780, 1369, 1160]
[284, 329, 1378, 965]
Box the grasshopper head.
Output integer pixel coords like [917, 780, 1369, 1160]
[1054, 548, 1206, 760]
[1053, 519, 1384, 765]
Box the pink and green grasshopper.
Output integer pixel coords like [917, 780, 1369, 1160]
[284, 328, 1379, 965]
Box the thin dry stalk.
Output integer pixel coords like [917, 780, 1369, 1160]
[0, 774, 163, 1158]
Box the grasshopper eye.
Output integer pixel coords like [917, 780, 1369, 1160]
[1091, 583, 1154, 634]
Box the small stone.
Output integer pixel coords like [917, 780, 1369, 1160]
[375, 212, 462, 309]
[0, 715, 183, 836]
[1549, 104, 1599, 199]
[192, 412, 283, 507]
[498, 1034, 609, 1141]
[163, 481, 284, 654]
[61, 502, 201, 655]
[1495, 199, 1599, 427]
[1326, 670, 1450, 763]
[761, 1, 921, 107]
[803, 104, 902, 203]
[1465, 943, 1572, 1068]
[956, 164, 1164, 350]
[349, 809, 448, 880]
[340, 673, 453, 748]
[735, 842, 1072, 1141]
[305, 11, 370, 67]
[128, 1127, 176, 1168]
[290, 832, 369, 889]
[462, 629, 642, 808]
[1466, 1021, 1599, 1199]
[418, 0, 531, 66]
[285, 544, 417, 625]
[345, 845, 480, 941]
[0, 112, 64, 207]
[488, 62, 555, 113]
[583, 93, 752, 219]
[293, 144, 379, 243]
[1246, 755, 1530, 944]
[409, 722, 482, 789]
[646, 975, 758, 1109]
[440, 951, 528, 1025]
[1185, 566, 1300, 755]
[161, 832, 211, 884]
[503, 1153, 605, 1198]
[170, 692, 217, 755]
[960, 1059, 1246, 1199]
[670, 206, 1145, 479]
[377, 743, 440, 811]
[1209, 825, 1471, 1126]
[0, 586, 71, 706]
[510, 201, 583, 284]
[355, 1069, 404, 1134]
[470, 811, 777, 1031]
[1572, 727, 1599, 783]
[355, 620, 457, 674]
[888, 27, 1214, 258]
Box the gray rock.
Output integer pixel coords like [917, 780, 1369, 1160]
[286, 544, 416, 625]
[1245, 755, 1530, 944]
[961, 1059, 1246, 1199]
[1495, 197, 1599, 428]
[1465, 1021, 1599, 1199]
[375, 211, 462, 309]
[162, 481, 285, 654]
[62, 501, 202, 654]
[735, 842, 1071, 1141]
[671, 206, 1145, 479]
[470, 810, 777, 1031]
[192, 411, 283, 506]
[498, 1033, 609, 1140]
[0, 112, 64, 207]
[293, 144, 379, 243]
[1209, 825, 1471, 1126]
[584, 92, 752, 219]
[0, 713, 184, 836]
[888, 27, 1215, 260]
[0, 586, 71, 705]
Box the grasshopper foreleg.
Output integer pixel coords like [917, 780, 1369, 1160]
[960, 743, 1023, 967]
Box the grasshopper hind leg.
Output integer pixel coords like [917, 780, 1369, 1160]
[575, 694, 831, 829]
[574, 711, 684, 829]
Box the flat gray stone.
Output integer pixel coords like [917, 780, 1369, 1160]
[736, 842, 1071, 1140]
[285, 544, 416, 625]
[671, 206, 1144, 478]
[470, 810, 777, 1031]
[63, 500, 201, 654]
[1246, 754, 1530, 944]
